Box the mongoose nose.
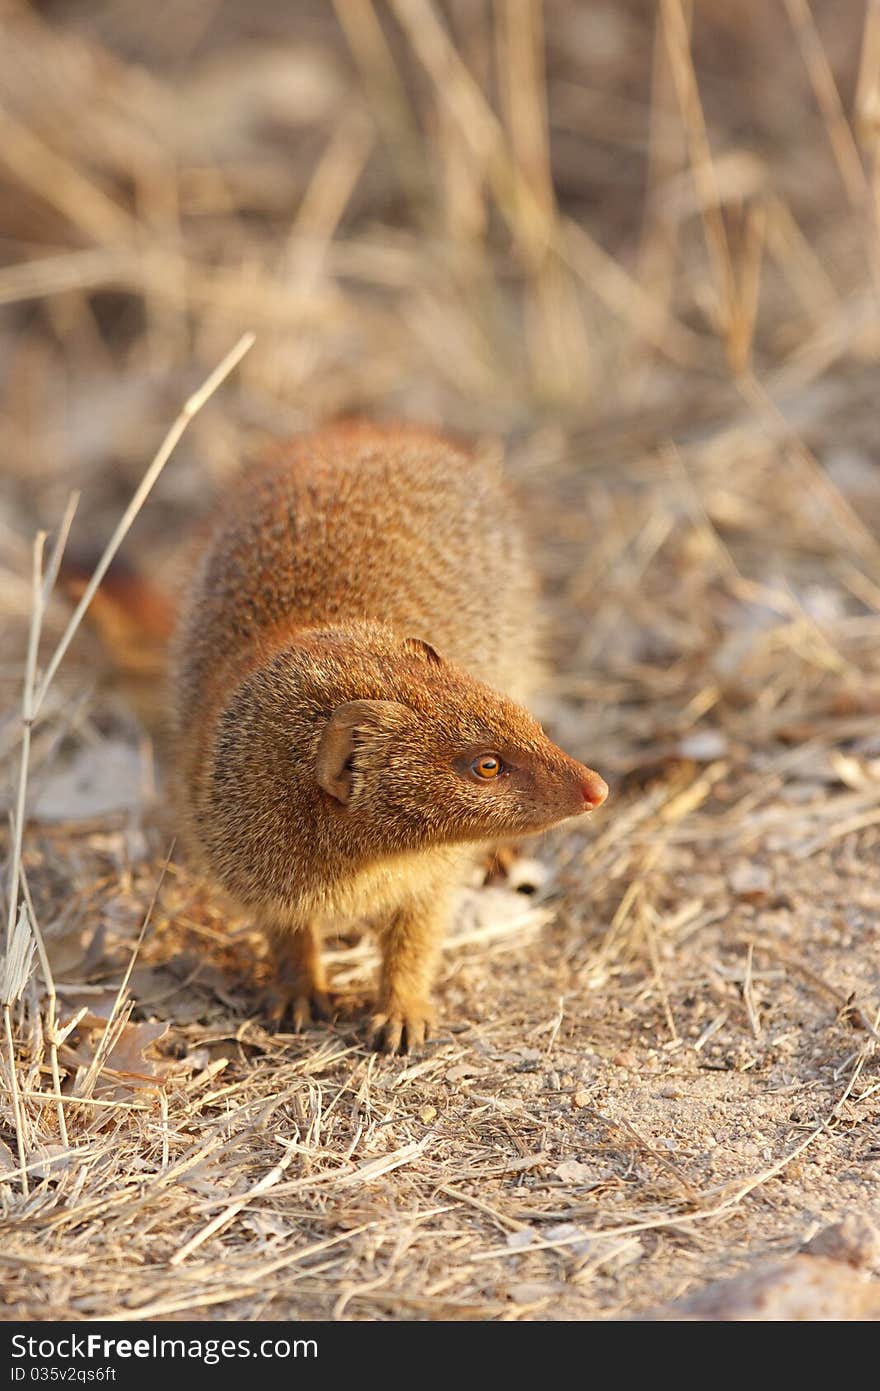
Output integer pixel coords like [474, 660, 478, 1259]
[580, 770, 608, 809]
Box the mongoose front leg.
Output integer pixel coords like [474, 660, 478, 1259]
[263, 919, 330, 1032]
[371, 890, 448, 1054]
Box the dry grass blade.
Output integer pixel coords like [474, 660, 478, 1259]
[76, 846, 173, 1101]
[0, 100, 135, 244]
[1, 903, 37, 1194]
[33, 332, 255, 714]
[170, 1136, 301, 1264]
[6, 531, 48, 953]
[390, 0, 701, 364]
[19, 863, 68, 1145]
[659, 0, 734, 338]
[0, 904, 37, 1009]
[783, 0, 870, 209]
[2, 494, 78, 1140]
[331, 0, 426, 209]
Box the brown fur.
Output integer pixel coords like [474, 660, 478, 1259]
[169, 421, 608, 1051]
[62, 555, 175, 734]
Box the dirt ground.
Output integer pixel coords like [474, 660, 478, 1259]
[1, 0, 879, 1320]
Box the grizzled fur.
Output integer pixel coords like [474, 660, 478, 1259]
[169, 422, 607, 1051]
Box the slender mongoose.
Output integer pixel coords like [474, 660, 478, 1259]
[167, 420, 607, 1051]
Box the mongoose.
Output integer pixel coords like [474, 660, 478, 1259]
[169, 420, 608, 1052]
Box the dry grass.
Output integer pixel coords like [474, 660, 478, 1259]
[1, 0, 879, 1320]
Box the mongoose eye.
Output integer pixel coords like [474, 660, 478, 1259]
[471, 753, 504, 780]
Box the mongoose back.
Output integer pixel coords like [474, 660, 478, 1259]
[170, 421, 608, 1051]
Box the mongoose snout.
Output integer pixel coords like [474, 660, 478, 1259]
[170, 421, 608, 1052]
[578, 769, 609, 809]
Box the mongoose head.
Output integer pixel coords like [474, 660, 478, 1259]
[311, 635, 607, 851]
[206, 627, 607, 902]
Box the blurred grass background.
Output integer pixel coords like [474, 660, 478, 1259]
[0, 1, 875, 505]
[3, 0, 880, 774]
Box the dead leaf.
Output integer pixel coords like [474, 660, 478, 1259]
[43, 924, 91, 978]
[506, 1229, 536, 1251]
[729, 862, 773, 901]
[28, 1145, 79, 1180]
[445, 1064, 479, 1084]
[63, 1013, 171, 1099]
[242, 1212, 290, 1240]
[101, 1020, 170, 1086]
[59, 989, 120, 1021]
[554, 1159, 596, 1185]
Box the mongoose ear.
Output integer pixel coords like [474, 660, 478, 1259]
[402, 637, 443, 665]
[316, 699, 409, 804]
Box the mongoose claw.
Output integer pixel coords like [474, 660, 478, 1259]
[263, 985, 332, 1033]
[370, 1001, 436, 1055]
[292, 990, 332, 1033]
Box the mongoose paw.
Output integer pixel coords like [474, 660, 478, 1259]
[263, 984, 333, 1033]
[370, 999, 436, 1055]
